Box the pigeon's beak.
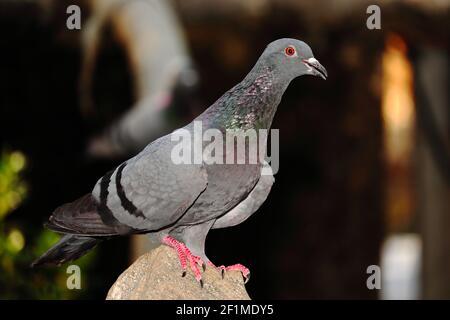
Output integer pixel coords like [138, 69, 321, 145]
[303, 57, 328, 80]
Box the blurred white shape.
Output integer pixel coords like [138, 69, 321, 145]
[381, 233, 421, 300]
[80, 0, 197, 158]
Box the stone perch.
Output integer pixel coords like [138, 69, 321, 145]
[106, 245, 251, 300]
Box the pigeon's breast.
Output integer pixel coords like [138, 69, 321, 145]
[177, 162, 261, 225]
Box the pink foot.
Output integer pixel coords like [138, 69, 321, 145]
[162, 236, 205, 286]
[208, 261, 251, 284]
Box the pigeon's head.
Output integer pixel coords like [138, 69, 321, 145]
[261, 38, 327, 81]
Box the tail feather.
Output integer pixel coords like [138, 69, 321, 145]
[46, 193, 127, 236]
[31, 234, 99, 267]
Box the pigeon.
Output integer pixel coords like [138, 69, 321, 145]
[32, 38, 327, 285]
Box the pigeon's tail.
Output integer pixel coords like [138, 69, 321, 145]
[31, 234, 99, 267]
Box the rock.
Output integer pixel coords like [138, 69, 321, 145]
[106, 245, 251, 300]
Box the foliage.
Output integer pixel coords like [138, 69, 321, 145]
[0, 149, 96, 299]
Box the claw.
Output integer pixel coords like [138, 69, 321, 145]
[208, 262, 249, 282]
[217, 265, 226, 279]
[162, 235, 205, 285]
[223, 264, 251, 284]
[244, 272, 250, 284]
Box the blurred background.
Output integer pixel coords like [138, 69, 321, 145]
[0, 0, 448, 299]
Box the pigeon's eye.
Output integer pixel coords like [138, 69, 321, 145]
[284, 46, 296, 57]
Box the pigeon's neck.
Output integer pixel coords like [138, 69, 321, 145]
[199, 63, 290, 131]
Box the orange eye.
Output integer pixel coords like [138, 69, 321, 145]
[285, 46, 296, 56]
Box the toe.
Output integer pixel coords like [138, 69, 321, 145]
[223, 263, 251, 283]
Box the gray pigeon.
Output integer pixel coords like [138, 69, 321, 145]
[32, 38, 327, 284]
